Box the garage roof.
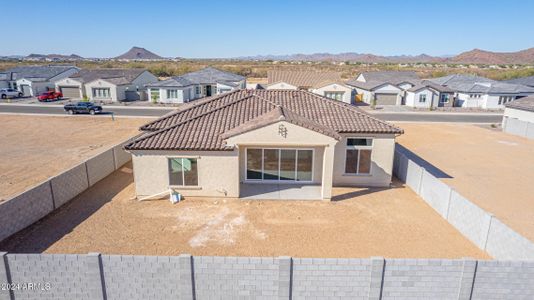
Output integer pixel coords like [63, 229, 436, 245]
[125, 90, 403, 151]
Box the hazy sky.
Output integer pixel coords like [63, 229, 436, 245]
[3, 0, 534, 58]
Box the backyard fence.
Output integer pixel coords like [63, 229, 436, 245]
[1, 252, 534, 300]
[502, 117, 534, 140]
[394, 145, 534, 260]
[0, 140, 134, 243]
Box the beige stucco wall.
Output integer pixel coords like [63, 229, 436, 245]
[504, 107, 534, 123]
[55, 78, 85, 98]
[85, 79, 119, 101]
[131, 150, 239, 198]
[332, 134, 396, 187]
[312, 83, 353, 104]
[265, 82, 298, 90]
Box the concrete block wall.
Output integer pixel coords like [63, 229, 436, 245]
[5, 253, 91, 300]
[101, 255, 181, 300]
[193, 256, 279, 299]
[394, 147, 534, 260]
[503, 117, 534, 139]
[0, 140, 132, 244]
[49, 164, 89, 208]
[0, 182, 54, 242]
[2, 253, 534, 299]
[292, 258, 371, 299]
[381, 259, 463, 299]
[85, 149, 116, 187]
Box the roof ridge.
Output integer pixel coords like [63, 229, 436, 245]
[140, 89, 246, 131]
[299, 90, 404, 133]
[128, 94, 261, 149]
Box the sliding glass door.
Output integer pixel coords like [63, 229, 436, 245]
[246, 148, 313, 182]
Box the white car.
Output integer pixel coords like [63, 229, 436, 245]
[0, 88, 23, 99]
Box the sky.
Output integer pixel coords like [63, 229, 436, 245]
[2, 0, 534, 58]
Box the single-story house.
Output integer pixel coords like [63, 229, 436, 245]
[348, 71, 420, 105]
[146, 67, 246, 104]
[56, 68, 157, 102]
[264, 70, 353, 103]
[428, 74, 534, 109]
[0, 65, 79, 97]
[404, 81, 455, 108]
[502, 96, 534, 139]
[125, 90, 403, 201]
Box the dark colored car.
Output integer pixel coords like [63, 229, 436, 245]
[38, 91, 63, 102]
[64, 102, 103, 115]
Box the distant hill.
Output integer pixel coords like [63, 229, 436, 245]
[239, 48, 534, 65]
[114, 47, 163, 60]
[26, 53, 84, 60]
[451, 48, 534, 65]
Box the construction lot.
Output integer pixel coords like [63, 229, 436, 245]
[0, 115, 149, 202]
[397, 123, 534, 243]
[0, 163, 489, 259]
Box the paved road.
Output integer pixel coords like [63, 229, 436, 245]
[0, 104, 503, 123]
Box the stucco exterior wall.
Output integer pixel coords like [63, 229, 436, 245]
[55, 78, 84, 98]
[332, 134, 395, 187]
[85, 79, 118, 102]
[131, 150, 240, 198]
[504, 107, 534, 122]
[312, 83, 353, 104]
[405, 89, 437, 108]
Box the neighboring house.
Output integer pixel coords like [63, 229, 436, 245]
[428, 74, 534, 109]
[0, 65, 79, 97]
[504, 76, 534, 88]
[125, 90, 403, 201]
[264, 71, 353, 103]
[348, 71, 420, 105]
[502, 96, 534, 139]
[55, 69, 157, 101]
[405, 81, 455, 108]
[146, 67, 246, 104]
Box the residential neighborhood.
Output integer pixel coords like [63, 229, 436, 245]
[1, 1, 534, 299]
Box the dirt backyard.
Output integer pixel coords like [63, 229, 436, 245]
[0, 163, 489, 259]
[0, 115, 149, 202]
[396, 123, 534, 243]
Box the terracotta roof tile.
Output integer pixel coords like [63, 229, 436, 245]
[267, 70, 342, 88]
[126, 90, 403, 151]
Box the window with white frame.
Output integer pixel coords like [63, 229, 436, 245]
[246, 148, 313, 181]
[344, 138, 372, 175]
[498, 96, 514, 105]
[150, 89, 160, 101]
[167, 89, 178, 99]
[440, 93, 450, 103]
[418, 94, 427, 103]
[195, 86, 201, 95]
[92, 88, 111, 98]
[324, 91, 345, 101]
[168, 158, 198, 186]
[470, 93, 482, 98]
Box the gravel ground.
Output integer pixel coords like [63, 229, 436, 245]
[396, 123, 534, 243]
[0, 163, 489, 259]
[0, 115, 149, 201]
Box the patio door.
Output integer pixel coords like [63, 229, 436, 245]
[246, 148, 313, 182]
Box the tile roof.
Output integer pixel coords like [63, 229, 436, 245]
[505, 76, 534, 87]
[346, 80, 397, 91]
[69, 68, 147, 84]
[408, 80, 455, 93]
[148, 67, 244, 88]
[428, 74, 534, 94]
[126, 90, 402, 151]
[2, 65, 78, 81]
[359, 71, 419, 83]
[267, 70, 342, 88]
[505, 96, 534, 112]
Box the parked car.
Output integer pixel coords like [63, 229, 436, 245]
[0, 88, 23, 99]
[37, 91, 63, 102]
[63, 102, 103, 115]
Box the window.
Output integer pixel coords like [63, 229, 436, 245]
[150, 89, 160, 101]
[499, 96, 514, 105]
[195, 86, 201, 95]
[168, 158, 198, 186]
[470, 93, 482, 99]
[440, 93, 450, 103]
[345, 138, 373, 175]
[324, 91, 345, 101]
[92, 88, 110, 98]
[418, 94, 427, 103]
[167, 89, 178, 99]
[246, 148, 313, 181]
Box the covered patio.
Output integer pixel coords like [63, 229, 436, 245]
[239, 183, 322, 200]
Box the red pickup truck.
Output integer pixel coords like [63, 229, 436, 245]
[37, 91, 63, 102]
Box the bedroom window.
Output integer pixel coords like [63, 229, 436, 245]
[168, 158, 198, 186]
[345, 138, 372, 175]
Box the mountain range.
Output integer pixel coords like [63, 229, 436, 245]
[4, 47, 534, 65]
